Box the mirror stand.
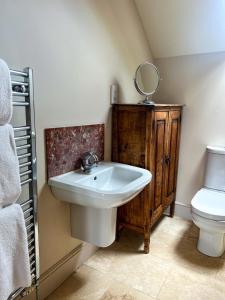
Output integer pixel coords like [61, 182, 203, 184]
[139, 95, 155, 105]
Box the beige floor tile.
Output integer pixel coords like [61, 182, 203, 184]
[150, 230, 223, 281]
[158, 267, 225, 300]
[46, 265, 112, 300]
[108, 251, 171, 298]
[114, 218, 222, 281]
[151, 216, 193, 239]
[150, 229, 190, 261]
[100, 281, 155, 300]
[215, 259, 225, 283]
[47, 216, 225, 300]
[85, 243, 121, 274]
[185, 223, 199, 239]
[173, 249, 223, 281]
[85, 230, 147, 275]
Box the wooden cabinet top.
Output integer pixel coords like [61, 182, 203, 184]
[112, 103, 184, 111]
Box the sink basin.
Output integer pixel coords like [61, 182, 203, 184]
[49, 162, 151, 209]
[49, 162, 152, 247]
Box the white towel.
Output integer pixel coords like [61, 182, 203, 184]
[0, 204, 31, 300]
[0, 124, 21, 208]
[0, 59, 12, 125]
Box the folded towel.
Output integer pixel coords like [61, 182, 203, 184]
[0, 124, 21, 208]
[0, 59, 12, 125]
[0, 204, 31, 300]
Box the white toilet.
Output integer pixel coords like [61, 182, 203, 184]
[191, 146, 225, 257]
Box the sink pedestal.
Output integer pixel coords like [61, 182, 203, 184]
[70, 204, 117, 247]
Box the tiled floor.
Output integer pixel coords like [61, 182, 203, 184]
[47, 216, 225, 300]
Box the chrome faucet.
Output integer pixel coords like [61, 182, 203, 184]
[81, 151, 99, 172]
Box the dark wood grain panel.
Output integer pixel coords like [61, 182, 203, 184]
[117, 110, 146, 168]
[153, 112, 168, 213]
[118, 192, 145, 227]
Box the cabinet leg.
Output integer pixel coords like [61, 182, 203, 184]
[169, 201, 175, 218]
[143, 226, 151, 254]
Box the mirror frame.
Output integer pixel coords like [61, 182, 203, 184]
[134, 62, 160, 104]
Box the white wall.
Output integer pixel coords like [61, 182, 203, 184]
[155, 52, 225, 206]
[135, 0, 225, 58]
[0, 0, 152, 275]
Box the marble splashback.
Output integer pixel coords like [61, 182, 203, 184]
[45, 124, 104, 178]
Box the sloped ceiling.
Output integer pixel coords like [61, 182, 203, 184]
[135, 0, 225, 58]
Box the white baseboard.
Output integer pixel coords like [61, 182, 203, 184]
[23, 243, 98, 300]
[164, 201, 192, 220]
[175, 201, 192, 220]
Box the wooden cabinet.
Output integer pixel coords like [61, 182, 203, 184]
[112, 104, 183, 253]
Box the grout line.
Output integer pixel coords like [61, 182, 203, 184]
[155, 266, 174, 299]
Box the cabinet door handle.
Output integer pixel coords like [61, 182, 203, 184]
[164, 155, 171, 165]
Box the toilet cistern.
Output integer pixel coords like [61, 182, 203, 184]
[49, 162, 152, 247]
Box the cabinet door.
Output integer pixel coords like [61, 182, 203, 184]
[151, 111, 168, 224]
[163, 110, 181, 207]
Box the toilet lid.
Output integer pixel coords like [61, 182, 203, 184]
[191, 188, 225, 221]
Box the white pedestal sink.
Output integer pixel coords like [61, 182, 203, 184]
[49, 162, 152, 247]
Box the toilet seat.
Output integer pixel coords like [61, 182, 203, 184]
[191, 188, 225, 221]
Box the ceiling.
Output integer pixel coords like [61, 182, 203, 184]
[135, 0, 225, 58]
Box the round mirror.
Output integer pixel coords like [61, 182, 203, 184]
[134, 62, 160, 105]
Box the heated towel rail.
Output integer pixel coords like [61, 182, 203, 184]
[7, 68, 40, 300]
